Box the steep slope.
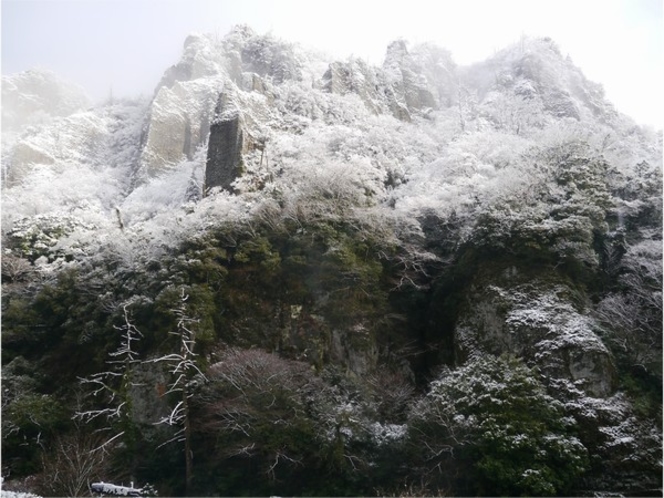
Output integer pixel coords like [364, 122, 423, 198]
[1, 27, 661, 497]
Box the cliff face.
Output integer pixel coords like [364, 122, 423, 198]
[138, 27, 459, 186]
[137, 27, 301, 180]
[454, 269, 616, 397]
[1, 27, 661, 498]
[139, 79, 217, 178]
[321, 40, 452, 121]
[1, 70, 97, 186]
[205, 104, 244, 193]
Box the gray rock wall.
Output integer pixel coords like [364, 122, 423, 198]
[139, 80, 218, 177]
[454, 270, 617, 398]
[205, 109, 244, 193]
[321, 41, 443, 122]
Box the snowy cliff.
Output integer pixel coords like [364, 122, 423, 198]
[2, 26, 661, 497]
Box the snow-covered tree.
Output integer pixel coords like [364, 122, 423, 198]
[409, 355, 588, 496]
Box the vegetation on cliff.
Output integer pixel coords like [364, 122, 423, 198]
[2, 27, 661, 497]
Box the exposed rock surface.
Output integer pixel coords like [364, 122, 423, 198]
[469, 37, 619, 127]
[383, 40, 437, 116]
[205, 104, 245, 193]
[1, 70, 95, 185]
[5, 111, 110, 186]
[322, 59, 386, 115]
[321, 40, 452, 121]
[139, 26, 304, 179]
[1, 26, 661, 498]
[455, 277, 617, 397]
[237, 31, 303, 84]
[139, 79, 218, 177]
[127, 361, 171, 428]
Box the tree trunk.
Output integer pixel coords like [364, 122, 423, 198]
[184, 388, 192, 494]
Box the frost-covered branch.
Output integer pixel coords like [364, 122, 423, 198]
[74, 302, 145, 459]
[148, 287, 205, 493]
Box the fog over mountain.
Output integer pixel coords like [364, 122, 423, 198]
[1, 26, 661, 497]
[3, 0, 661, 128]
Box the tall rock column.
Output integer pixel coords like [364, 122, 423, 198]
[204, 94, 245, 194]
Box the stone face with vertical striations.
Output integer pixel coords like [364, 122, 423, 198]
[205, 104, 244, 193]
[139, 80, 218, 178]
[383, 40, 437, 116]
[322, 59, 388, 115]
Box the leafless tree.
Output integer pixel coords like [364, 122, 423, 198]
[199, 348, 320, 480]
[149, 287, 205, 494]
[38, 428, 110, 497]
[75, 302, 144, 450]
[367, 367, 415, 421]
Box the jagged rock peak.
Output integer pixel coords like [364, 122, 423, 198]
[156, 25, 307, 93]
[460, 34, 619, 126]
[223, 23, 258, 45]
[384, 39, 410, 65]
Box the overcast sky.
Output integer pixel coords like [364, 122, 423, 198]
[2, 0, 662, 128]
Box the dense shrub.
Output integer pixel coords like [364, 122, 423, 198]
[409, 355, 589, 496]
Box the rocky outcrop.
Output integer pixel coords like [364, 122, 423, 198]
[240, 71, 271, 96]
[544, 88, 581, 119]
[2, 70, 94, 185]
[140, 28, 463, 183]
[322, 60, 386, 115]
[222, 25, 304, 85]
[454, 270, 617, 398]
[474, 37, 619, 125]
[383, 40, 438, 118]
[5, 111, 108, 186]
[205, 94, 245, 193]
[127, 361, 171, 427]
[139, 80, 219, 177]
[240, 38, 302, 84]
[140, 27, 299, 179]
[156, 33, 227, 91]
[321, 41, 452, 122]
